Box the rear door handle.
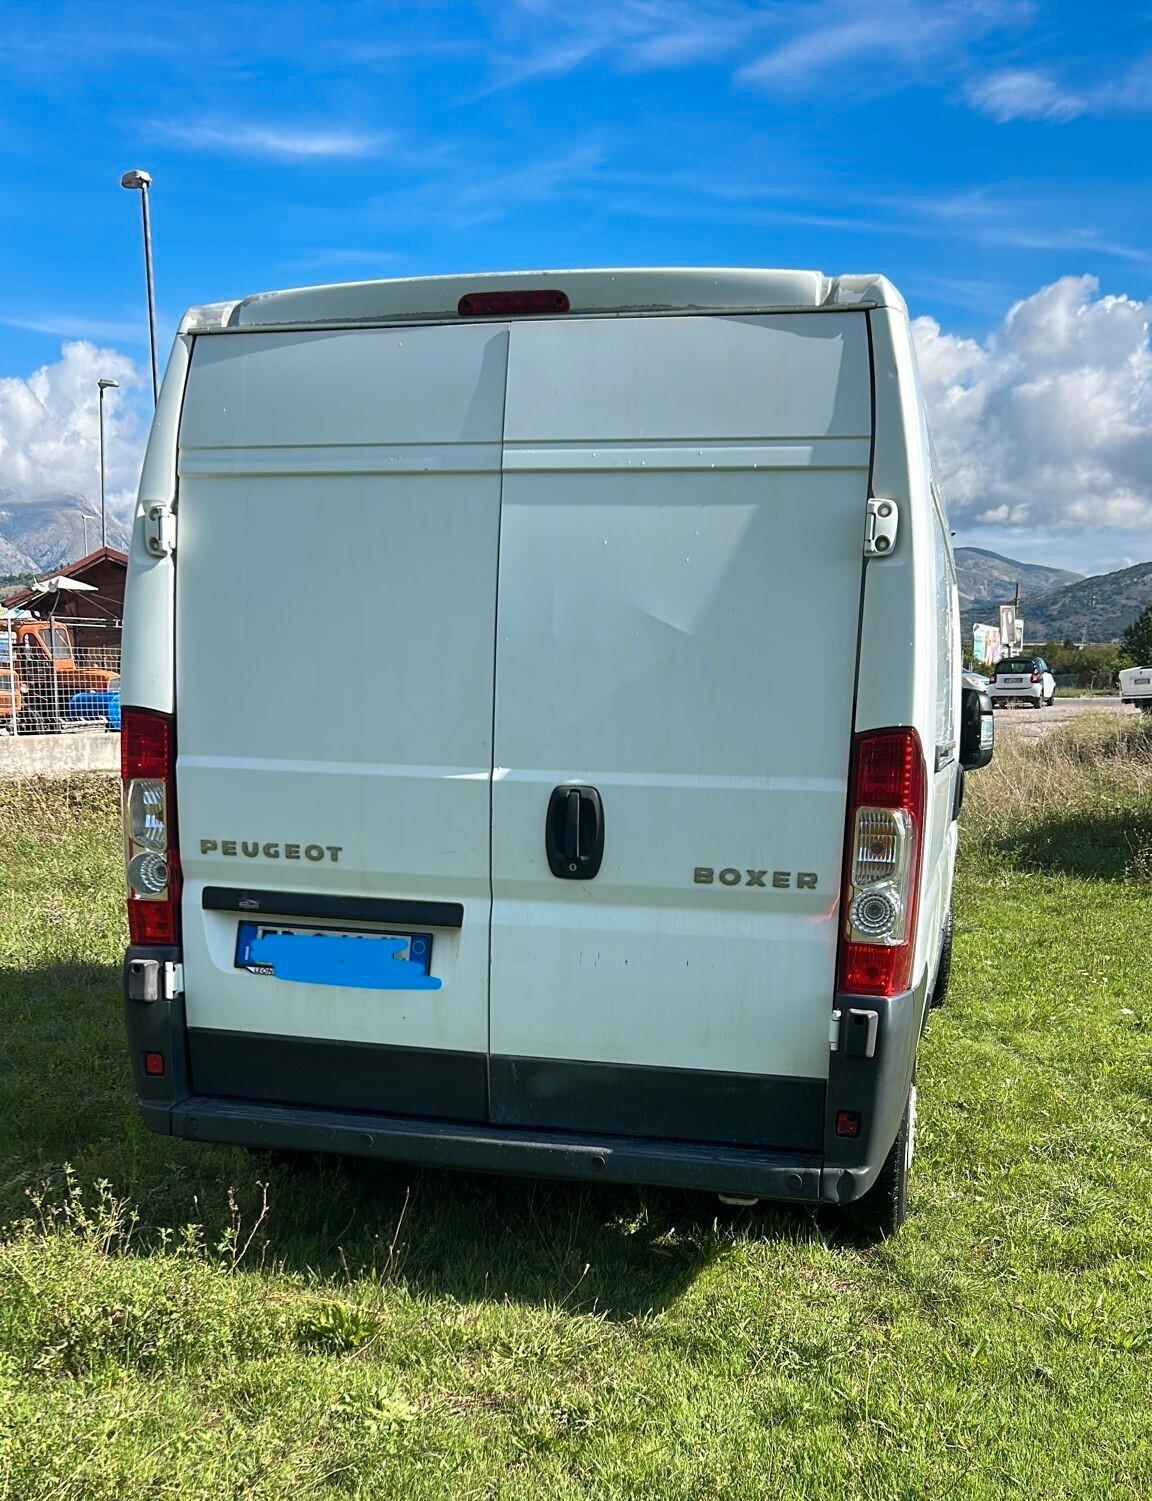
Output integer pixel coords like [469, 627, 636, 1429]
[546, 785, 605, 880]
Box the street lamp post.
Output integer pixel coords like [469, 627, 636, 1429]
[120, 169, 159, 403]
[98, 378, 119, 548]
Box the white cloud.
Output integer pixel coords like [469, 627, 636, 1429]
[915, 276, 1152, 557]
[156, 120, 392, 160]
[965, 67, 1085, 122]
[736, 0, 1022, 93]
[0, 342, 147, 520]
[474, 0, 768, 94]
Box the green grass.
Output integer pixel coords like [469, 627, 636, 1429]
[1, 733, 1151, 1499]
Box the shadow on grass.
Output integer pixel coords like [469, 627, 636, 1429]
[994, 809, 1152, 882]
[0, 960, 824, 1317]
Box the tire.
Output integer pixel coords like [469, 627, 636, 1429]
[929, 910, 953, 1010]
[842, 1086, 915, 1242]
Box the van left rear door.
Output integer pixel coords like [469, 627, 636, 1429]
[174, 324, 507, 1121]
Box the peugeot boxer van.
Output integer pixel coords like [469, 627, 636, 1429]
[120, 269, 993, 1237]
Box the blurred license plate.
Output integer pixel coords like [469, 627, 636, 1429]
[1137, 677, 1150, 685]
[235, 921, 432, 978]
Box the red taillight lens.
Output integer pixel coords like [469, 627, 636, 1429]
[838, 728, 925, 999]
[122, 707, 181, 947]
[122, 707, 170, 779]
[853, 730, 923, 807]
[1031, 672, 1041, 683]
[458, 289, 570, 317]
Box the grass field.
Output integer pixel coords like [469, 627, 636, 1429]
[1, 721, 1151, 1499]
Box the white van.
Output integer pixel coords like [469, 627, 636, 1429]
[120, 269, 993, 1237]
[1119, 664, 1152, 712]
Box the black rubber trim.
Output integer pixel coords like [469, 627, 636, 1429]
[122, 944, 190, 1118]
[201, 886, 464, 929]
[490, 1055, 824, 1151]
[167, 1095, 827, 1201]
[189, 1028, 487, 1123]
[821, 973, 926, 1203]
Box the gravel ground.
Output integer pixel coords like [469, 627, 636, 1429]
[994, 695, 1143, 738]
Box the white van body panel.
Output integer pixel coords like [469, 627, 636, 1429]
[179, 267, 909, 336]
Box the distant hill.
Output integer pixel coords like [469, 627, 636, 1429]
[953, 547, 1082, 608]
[0, 495, 131, 572]
[961, 560, 1152, 642]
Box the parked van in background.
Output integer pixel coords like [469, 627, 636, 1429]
[120, 268, 994, 1238]
[1119, 664, 1152, 712]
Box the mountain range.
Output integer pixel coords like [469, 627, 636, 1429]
[952, 547, 1081, 608]
[959, 553, 1152, 643]
[0, 495, 131, 575]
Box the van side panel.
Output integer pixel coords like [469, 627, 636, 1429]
[120, 335, 191, 715]
[488, 314, 872, 1143]
[856, 307, 957, 993]
[173, 325, 508, 1119]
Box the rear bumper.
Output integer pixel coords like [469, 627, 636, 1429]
[988, 687, 1041, 703]
[123, 948, 927, 1206]
[152, 1094, 828, 1201]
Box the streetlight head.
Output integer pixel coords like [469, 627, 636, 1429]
[98, 377, 120, 390]
[120, 169, 152, 190]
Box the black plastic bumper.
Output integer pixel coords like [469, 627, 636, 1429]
[123, 947, 926, 1205]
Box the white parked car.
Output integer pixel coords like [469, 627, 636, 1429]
[1119, 665, 1152, 713]
[987, 656, 1056, 708]
[119, 267, 995, 1238]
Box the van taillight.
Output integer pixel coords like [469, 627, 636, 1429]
[122, 707, 181, 946]
[837, 728, 925, 998]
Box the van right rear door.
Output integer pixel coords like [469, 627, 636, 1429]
[487, 312, 873, 1148]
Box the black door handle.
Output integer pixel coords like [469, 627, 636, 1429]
[546, 785, 604, 880]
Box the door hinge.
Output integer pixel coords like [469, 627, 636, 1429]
[144, 502, 177, 558]
[829, 1009, 842, 1051]
[864, 497, 899, 557]
[162, 962, 184, 1000]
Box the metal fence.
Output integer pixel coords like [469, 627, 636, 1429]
[1, 616, 121, 737]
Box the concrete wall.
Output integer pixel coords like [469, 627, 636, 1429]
[0, 728, 118, 779]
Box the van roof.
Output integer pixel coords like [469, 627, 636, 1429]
[180, 267, 906, 334]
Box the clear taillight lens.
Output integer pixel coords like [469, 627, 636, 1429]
[127, 779, 167, 852]
[851, 807, 912, 887]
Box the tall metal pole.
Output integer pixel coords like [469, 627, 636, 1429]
[98, 390, 107, 547]
[140, 183, 159, 403]
[97, 378, 119, 550]
[120, 170, 159, 404]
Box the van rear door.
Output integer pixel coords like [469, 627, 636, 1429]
[488, 313, 872, 1148]
[174, 323, 507, 1121]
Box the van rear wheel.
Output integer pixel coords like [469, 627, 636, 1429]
[842, 1086, 914, 1241]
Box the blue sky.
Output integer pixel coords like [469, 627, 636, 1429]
[2, 0, 1150, 573]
